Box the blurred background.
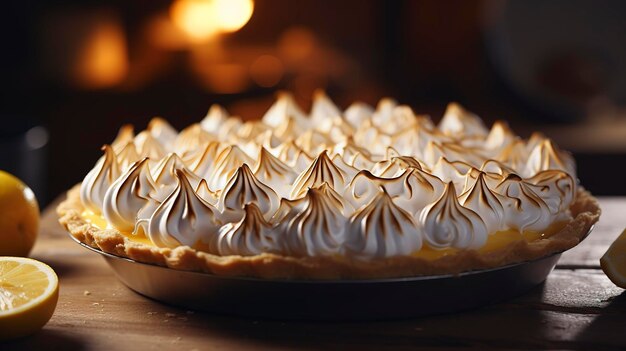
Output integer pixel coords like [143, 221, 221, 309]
[1, 0, 625, 206]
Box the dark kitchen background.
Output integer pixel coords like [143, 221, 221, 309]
[1, 0, 625, 206]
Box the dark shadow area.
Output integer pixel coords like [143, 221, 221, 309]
[1, 329, 87, 351]
[573, 291, 626, 350]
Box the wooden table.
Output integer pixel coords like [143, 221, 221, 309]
[5, 197, 626, 350]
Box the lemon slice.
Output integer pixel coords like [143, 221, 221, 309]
[600, 229, 626, 289]
[0, 257, 59, 340]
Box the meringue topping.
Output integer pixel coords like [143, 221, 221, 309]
[80, 145, 120, 214]
[281, 186, 348, 257]
[345, 188, 423, 258]
[211, 203, 279, 256]
[253, 147, 297, 198]
[420, 182, 488, 249]
[495, 174, 555, 232]
[80, 92, 580, 259]
[218, 164, 279, 223]
[103, 158, 158, 233]
[291, 150, 348, 199]
[439, 103, 488, 138]
[459, 172, 505, 234]
[147, 169, 220, 248]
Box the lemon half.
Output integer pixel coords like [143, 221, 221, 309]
[0, 257, 59, 340]
[600, 229, 626, 289]
[0, 170, 40, 257]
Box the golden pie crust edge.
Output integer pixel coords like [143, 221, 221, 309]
[57, 185, 600, 279]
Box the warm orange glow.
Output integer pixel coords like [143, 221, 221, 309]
[197, 63, 249, 94]
[278, 27, 317, 62]
[74, 21, 128, 89]
[250, 55, 284, 87]
[170, 0, 219, 41]
[212, 0, 254, 32]
[170, 0, 253, 42]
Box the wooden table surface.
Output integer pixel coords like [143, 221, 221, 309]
[4, 197, 626, 350]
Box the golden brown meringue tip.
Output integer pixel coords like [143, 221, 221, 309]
[311, 89, 342, 119]
[111, 124, 135, 152]
[195, 178, 218, 205]
[116, 141, 141, 167]
[526, 131, 547, 149]
[262, 91, 307, 127]
[485, 120, 516, 149]
[439, 102, 488, 137]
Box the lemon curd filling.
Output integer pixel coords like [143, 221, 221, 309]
[413, 221, 568, 260]
[83, 210, 567, 260]
[82, 211, 153, 245]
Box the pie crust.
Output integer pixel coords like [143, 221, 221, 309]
[58, 185, 600, 279]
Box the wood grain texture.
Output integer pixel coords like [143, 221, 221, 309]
[3, 197, 625, 350]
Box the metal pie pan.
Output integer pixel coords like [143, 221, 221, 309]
[68, 227, 592, 321]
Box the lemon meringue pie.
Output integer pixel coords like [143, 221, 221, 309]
[58, 92, 600, 279]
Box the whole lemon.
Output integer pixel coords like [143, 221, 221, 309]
[0, 170, 40, 256]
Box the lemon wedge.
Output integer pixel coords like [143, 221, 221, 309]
[600, 228, 626, 289]
[0, 257, 59, 340]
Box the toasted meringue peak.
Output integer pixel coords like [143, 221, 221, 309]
[291, 150, 348, 199]
[218, 164, 279, 223]
[420, 182, 488, 249]
[237, 121, 271, 142]
[256, 129, 282, 149]
[371, 156, 422, 178]
[425, 141, 487, 168]
[195, 179, 218, 206]
[200, 104, 229, 134]
[134, 131, 166, 160]
[147, 169, 220, 249]
[372, 98, 397, 127]
[187, 141, 221, 178]
[461, 165, 506, 193]
[459, 172, 505, 234]
[81, 145, 120, 214]
[148, 117, 177, 150]
[526, 170, 576, 214]
[331, 153, 359, 180]
[345, 188, 423, 258]
[216, 117, 243, 141]
[151, 153, 200, 197]
[525, 139, 576, 177]
[349, 169, 444, 215]
[331, 138, 373, 162]
[344, 101, 374, 128]
[353, 120, 393, 155]
[391, 124, 439, 157]
[295, 129, 332, 155]
[377, 105, 418, 134]
[103, 158, 158, 232]
[262, 92, 308, 128]
[431, 157, 473, 193]
[208, 145, 254, 190]
[253, 147, 297, 198]
[116, 142, 141, 172]
[174, 124, 214, 154]
[311, 90, 342, 124]
[480, 159, 515, 176]
[496, 139, 528, 171]
[495, 174, 554, 232]
[82, 93, 580, 258]
[526, 132, 547, 152]
[281, 186, 348, 256]
[484, 121, 516, 150]
[439, 103, 488, 138]
[111, 124, 135, 153]
[212, 203, 279, 256]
